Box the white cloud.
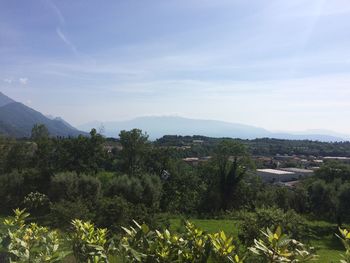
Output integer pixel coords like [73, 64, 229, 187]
[3, 78, 12, 84]
[56, 27, 78, 54]
[19, 78, 28, 85]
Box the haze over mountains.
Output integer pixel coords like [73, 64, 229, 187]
[1, 92, 349, 141]
[79, 116, 350, 142]
[0, 92, 85, 138]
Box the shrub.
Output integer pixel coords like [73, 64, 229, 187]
[105, 173, 162, 208]
[23, 191, 50, 217]
[49, 172, 101, 205]
[119, 220, 242, 263]
[49, 200, 93, 228]
[0, 169, 42, 213]
[249, 226, 316, 263]
[2, 209, 69, 262]
[95, 196, 132, 231]
[238, 207, 309, 246]
[71, 219, 114, 263]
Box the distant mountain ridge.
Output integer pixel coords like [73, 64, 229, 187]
[78, 116, 349, 142]
[0, 92, 86, 138]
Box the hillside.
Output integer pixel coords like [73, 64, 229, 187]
[0, 92, 85, 138]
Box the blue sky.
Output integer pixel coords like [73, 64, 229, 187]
[1, 0, 350, 133]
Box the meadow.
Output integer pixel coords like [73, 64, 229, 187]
[170, 218, 343, 263]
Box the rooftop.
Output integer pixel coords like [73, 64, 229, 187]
[256, 169, 295, 175]
[280, 168, 314, 173]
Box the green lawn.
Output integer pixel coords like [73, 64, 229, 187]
[170, 218, 344, 263]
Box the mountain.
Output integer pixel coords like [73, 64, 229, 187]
[78, 116, 348, 141]
[0, 92, 86, 138]
[0, 92, 14, 107]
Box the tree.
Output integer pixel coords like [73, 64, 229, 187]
[31, 124, 49, 141]
[337, 182, 350, 224]
[214, 140, 251, 210]
[118, 129, 149, 175]
[308, 179, 337, 220]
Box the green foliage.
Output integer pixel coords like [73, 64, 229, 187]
[31, 124, 50, 141]
[336, 228, 350, 263]
[95, 196, 132, 231]
[238, 208, 309, 246]
[307, 179, 338, 221]
[23, 191, 50, 210]
[105, 173, 162, 209]
[2, 209, 69, 263]
[0, 169, 44, 213]
[49, 200, 92, 228]
[203, 140, 252, 211]
[119, 129, 150, 175]
[71, 219, 113, 263]
[49, 172, 101, 205]
[249, 226, 317, 263]
[161, 160, 206, 214]
[23, 191, 50, 217]
[119, 220, 241, 263]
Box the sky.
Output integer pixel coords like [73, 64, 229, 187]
[1, 0, 350, 134]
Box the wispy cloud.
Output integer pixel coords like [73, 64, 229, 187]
[44, 0, 65, 25]
[19, 77, 28, 85]
[3, 78, 13, 84]
[56, 27, 78, 54]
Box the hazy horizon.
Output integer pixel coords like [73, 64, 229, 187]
[1, 0, 350, 134]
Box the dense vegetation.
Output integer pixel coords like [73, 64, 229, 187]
[156, 135, 350, 157]
[1, 125, 350, 261]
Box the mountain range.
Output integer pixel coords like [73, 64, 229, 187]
[1, 92, 349, 141]
[0, 92, 85, 138]
[79, 116, 350, 142]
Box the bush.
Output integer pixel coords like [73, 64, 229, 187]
[71, 219, 113, 263]
[95, 196, 132, 231]
[105, 173, 162, 208]
[49, 172, 101, 206]
[49, 200, 93, 228]
[0, 169, 42, 213]
[237, 207, 310, 246]
[1, 209, 69, 262]
[23, 191, 50, 217]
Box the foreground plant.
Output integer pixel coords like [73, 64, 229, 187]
[209, 231, 243, 263]
[119, 220, 242, 263]
[71, 219, 115, 263]
[249, 226, 316, 263]
[3, 208, 68, 263]
[336, 228, 350, 263]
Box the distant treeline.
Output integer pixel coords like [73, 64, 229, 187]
[155, 135, 350, 157]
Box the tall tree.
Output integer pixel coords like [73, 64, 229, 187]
[214, 140, 251, 210]
[119, 129, 149, 175]
[31, 124, 49, 141]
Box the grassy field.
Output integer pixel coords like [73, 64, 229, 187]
[170, 218, 343, 263]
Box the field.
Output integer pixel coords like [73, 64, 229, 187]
[170, 218, 343, 263]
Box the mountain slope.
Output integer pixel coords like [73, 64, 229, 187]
[0, 92, 14, 107]
[0, 93, 85, 138]
[79, 116, 346, 141]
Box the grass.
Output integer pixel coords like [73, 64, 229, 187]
[170, 218, 344, 263]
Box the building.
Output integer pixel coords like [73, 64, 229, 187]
[256, 169, 298, 183]
[257, 167, 314, 183]
[323, 157, 350, 164]
[279, 168, 314, 178]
